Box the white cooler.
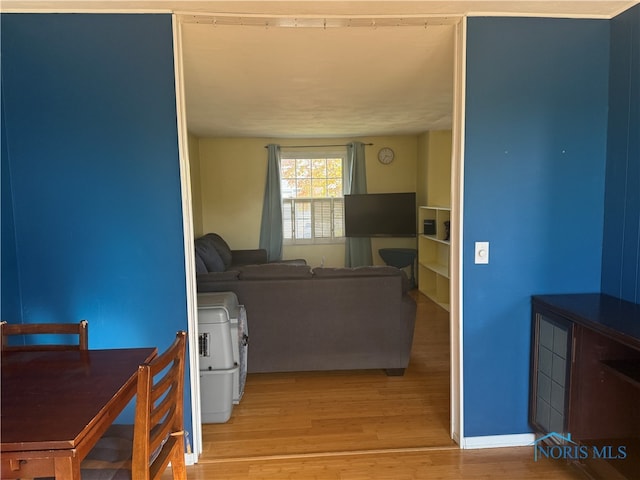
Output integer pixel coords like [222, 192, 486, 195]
[198, 292, 248, 423]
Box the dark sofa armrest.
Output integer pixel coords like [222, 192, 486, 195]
[230, 249, 268, 266]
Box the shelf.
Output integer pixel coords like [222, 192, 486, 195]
[600, 359, 640, 389]
[419, 286, 450, 311]
[435, 300, 450, 312]
[421, 262, 448, 278]
[419, 207, 451, 242]
[419, 206, 451, 211]
[420, 234, 450, 245]
[418, 266, 450, 312]
[418, 233, 449, 278]
[418, 206, 451, 310]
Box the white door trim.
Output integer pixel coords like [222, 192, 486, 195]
[172, 14, 202, 463]
[449, 16, 467, 446]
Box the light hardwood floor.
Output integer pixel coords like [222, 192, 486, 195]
[174, 447, 584, 479]
[166, 292, 583, 479]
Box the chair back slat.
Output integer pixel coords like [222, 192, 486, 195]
[0, 320, 88, 351]
[150, 393, 175, 429]
[148, 436, 179, 480]
[151, 371, 178, 404]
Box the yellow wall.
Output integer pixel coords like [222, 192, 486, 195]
[194, 135, 419, 267]
[417, 132, 429, 207]
[198, 137, 267, 250]
[188, 132, 204, 237]
[426, 130, 452, 207]
[416, 130, 452, 209]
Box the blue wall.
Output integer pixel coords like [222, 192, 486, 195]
[602, 4, 640, 303]
[2, 8, 636, 449]
[1, 93, 22, 322]
[1, 13, 190, 425]
[463, 17, 610, 437]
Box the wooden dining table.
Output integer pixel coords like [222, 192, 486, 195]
[1, 347, 157, 479]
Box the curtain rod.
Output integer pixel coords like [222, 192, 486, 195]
[264, 143, 373, 149]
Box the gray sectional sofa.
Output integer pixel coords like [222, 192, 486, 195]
[195, 234, 417, 375]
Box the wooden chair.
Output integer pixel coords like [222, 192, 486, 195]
[82, 331, 188, 480]
[0, 320, 88, 351]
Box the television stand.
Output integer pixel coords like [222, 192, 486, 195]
[378, 248, 417, 288]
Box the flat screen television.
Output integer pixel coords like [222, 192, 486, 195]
[344, 192, 416, 237]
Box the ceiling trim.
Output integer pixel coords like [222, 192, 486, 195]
[177, 13, 462, 27]
[1, 1, 638, 19]
[464, 10, 628, 20]
[0, 7, 173, 13]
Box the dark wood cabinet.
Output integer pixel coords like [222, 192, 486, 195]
[530, 294, 640, 480]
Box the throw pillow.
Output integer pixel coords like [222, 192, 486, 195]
[195, 254, 208, 274]
[205, 233, 233, 269]
[195, 239, 225, 273]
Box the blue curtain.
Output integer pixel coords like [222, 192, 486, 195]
[259, 144, 283, 261]
[344, 141, 372, 267]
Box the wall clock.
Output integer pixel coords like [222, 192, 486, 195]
[377, 147, 395, 165]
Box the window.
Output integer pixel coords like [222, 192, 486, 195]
[280, 150, 345, 244]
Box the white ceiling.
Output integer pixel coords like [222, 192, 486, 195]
[181, 18, 456, 138]
[3, 1, 638, 138]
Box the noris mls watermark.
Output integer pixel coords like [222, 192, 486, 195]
[533, 433, 627, 462]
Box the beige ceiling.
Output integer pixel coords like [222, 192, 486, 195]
[181, 17, 456, 138]
[3, 1, 638, 138]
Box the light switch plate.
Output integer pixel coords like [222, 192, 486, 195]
[475, 241, 489, 264]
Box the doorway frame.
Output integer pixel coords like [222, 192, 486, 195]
[174, 13, 468, 457]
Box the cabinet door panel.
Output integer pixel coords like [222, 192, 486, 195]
[530, 312, 573, 435]
[551, 353, 567, 386]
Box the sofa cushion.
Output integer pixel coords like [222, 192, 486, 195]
[195, 239, 225, 273]
[239, 263, 313, 280]
[204, 233, 233, 269]
[313, 266, 401, 277]
[229, 249, 269, 267]
[313, 266, 411, 293]
[197, 270, 240, 282]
